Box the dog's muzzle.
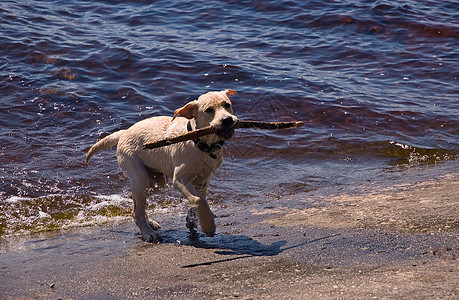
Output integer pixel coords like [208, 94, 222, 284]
[217, 116, 237, 140]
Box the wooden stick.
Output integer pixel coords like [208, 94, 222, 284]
[143, 120, 304, 150]
[235, 120, 304, 130]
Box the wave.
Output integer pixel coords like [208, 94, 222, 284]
[0, 192, 188, 238]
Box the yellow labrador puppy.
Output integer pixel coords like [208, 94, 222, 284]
[86, 89, 238, 242]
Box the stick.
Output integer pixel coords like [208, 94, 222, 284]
[235, 120, 304, 130]
[143, 120, 304, 150]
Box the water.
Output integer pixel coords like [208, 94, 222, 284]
[1, 0, 458, 237]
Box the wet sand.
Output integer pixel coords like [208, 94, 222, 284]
[1, 174, 458, 299]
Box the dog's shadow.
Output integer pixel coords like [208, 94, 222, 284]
[165, 230, 286, 255]
[158, 230, 340, 268]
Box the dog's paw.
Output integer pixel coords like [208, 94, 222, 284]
[141, 231, 162, 243]
[200, 218, 216, 237]
[202, 226, 216, 237]
[196, 205, 216, 237]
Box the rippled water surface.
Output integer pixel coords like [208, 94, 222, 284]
[1, 0, 458, 237]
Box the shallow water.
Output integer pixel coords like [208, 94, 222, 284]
[1, 0, 458, 237]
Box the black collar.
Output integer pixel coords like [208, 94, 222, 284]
[187, 121, 224, 159]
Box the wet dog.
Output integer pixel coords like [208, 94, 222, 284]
[86, 89, 238, 242]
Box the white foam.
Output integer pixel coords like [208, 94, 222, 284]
[4, 196, 25, 203]
[38, 210, 51, 219]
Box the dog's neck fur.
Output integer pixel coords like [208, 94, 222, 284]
[187, 120, 224, 159]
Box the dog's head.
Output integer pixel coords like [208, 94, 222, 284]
[173, 89, 238, 139]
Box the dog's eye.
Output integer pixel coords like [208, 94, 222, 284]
[205, 107, 214, 114]
[224, 102, 231, 108]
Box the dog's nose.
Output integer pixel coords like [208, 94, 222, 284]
[221, 116, 235, 128]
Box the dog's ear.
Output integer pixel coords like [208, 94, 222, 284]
[172, 101, 198, 121]
[224, 89, 237, 96]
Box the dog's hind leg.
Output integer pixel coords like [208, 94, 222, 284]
[120, 158, 162, 242]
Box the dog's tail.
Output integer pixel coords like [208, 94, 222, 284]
[86, 130, 126, 164]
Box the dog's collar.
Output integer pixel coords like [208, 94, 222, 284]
[187, 121, 224, 159]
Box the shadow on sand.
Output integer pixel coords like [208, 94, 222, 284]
[156, 230, 340, 268]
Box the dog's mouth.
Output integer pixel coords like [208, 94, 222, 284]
[217, 128, 235, 140]
[214, 116, 237, 140]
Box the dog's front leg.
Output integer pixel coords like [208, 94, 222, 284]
[173, 170, 215, 237]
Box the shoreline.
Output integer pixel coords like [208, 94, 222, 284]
[1, 174, 458, 299]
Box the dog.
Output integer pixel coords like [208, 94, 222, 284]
[86, 89, 238, 242]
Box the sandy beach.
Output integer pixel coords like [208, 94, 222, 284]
[1, 174, 458, 299]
